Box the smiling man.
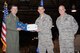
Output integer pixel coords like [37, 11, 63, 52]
[6, 5, 21, 53]
[35, 6, 54, 53]
[56, 5, 79, 53]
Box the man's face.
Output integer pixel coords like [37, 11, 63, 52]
[11, 6, 18, 15]
[58, 6, 66, 15]
[37, 7, 45, 14]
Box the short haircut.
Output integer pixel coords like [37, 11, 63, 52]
[38, 5, 45, 9]
[59, 5, 66, 9]
[10, 4, 18, 9]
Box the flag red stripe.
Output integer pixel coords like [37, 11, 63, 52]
[2, 23, 6, 31]
[1, 38, 6, 44]
[1, 38, 6, 47]
[1, 32, 6, 38]
[1, 39, 6, 47]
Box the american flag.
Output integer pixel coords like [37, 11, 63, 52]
[1, 2, 8, 52]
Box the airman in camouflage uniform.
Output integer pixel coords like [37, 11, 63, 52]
[35, 6, 54, 53]
[56, 5, 79, 53]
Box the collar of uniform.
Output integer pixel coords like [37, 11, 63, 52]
[39, 13, 46, 18]
[60, 13, 68, 18]
[10, 13, 16, 17]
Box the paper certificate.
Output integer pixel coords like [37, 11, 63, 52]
[27, 24, 38, 31]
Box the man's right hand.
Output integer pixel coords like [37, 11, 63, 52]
[17, 28, 22, 31]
